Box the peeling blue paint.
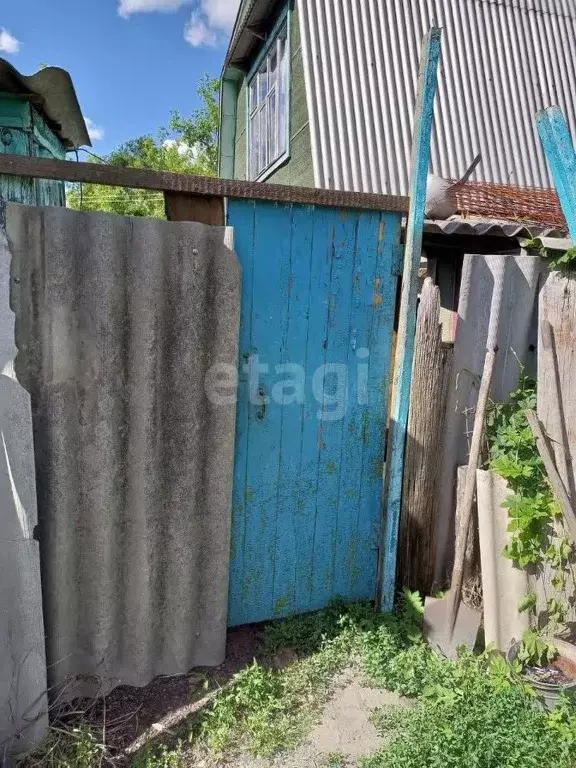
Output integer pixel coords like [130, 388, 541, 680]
[537, 106, 576, 242]
[227, 200, 401, 626]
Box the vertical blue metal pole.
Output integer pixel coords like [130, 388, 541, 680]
[378, 28, 442, 612]
[537, 106, 576, 242]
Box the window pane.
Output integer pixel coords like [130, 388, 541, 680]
[248, 18, 289, 178]
[249, 78, 258, 113]
[250, 114, 259, 179]
[269, 50, 278, 90]
[278, 29, 289, 156]
[258, 63, 268, 103]
[260, 107, 268, 172]
[269, 88, 278, 161]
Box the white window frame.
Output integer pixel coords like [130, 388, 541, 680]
[247, 5, 291, 181]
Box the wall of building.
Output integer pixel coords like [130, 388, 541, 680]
[297, 0, 576, 194]
[0, 96, 66, 206]
[233, 4, 314, 188]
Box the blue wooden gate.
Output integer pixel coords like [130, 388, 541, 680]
[227, 200, 401, 626]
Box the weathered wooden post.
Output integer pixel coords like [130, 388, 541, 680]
[0, 59, 88, 758]
[379, 28, 442, 611]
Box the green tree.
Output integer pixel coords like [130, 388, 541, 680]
[67, 76, 220, 218]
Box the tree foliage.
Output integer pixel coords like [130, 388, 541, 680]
[67, 76, 220, 218]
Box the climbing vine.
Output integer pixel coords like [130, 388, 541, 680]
[522, 238, 576, 271]
[486, 374, 574, 660]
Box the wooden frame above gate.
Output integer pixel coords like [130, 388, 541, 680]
[0, 154, 410, 225]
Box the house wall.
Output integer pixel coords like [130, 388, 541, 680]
[232, 3, 314, 188]
[0, 95, 66, 206]
[296, 0, 576, 194]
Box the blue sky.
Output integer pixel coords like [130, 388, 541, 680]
[0, 0, 241, 155]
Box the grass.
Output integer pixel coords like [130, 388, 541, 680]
[19, 724, 106, 768]
[323, 751, 348, 767]
[19, 593, 576, 767]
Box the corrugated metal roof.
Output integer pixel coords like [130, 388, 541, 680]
[424, 217, 567, 239]
[296, 0, 576, 195]
[0, 59, 90, 149]
[480, 0, 576, 17]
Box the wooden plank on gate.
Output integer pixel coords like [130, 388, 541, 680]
[378, 28, 443, 612]
[227, 201, 401, 626]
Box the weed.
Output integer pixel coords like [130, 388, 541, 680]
[132, 742, 183, 768]
[323, 751, 348, 767]
[19, 724, 105, 768]
[361, 650, 576, 768]
[195, 604, 375, 757]
[486, 373, 573, 656]
[522, 239, 576, 271]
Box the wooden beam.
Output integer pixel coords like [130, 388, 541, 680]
[537, 107, 576, 241]
[164, 192, 225, 225]
[398, 278, 453, 595]
[0, 154, 410, 214]
[378, 27, 443, 612]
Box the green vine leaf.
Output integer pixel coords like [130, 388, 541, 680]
[518, 593, 538, 614]
[487, 373, 571, 652]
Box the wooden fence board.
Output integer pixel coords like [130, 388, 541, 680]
[539, 272, 576, 505]
[399, 278, 452, 594]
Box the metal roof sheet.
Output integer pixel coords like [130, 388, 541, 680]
[424, 216, 567, 239]
[0, 59, 90, 150]
[296, 0, 576, 195]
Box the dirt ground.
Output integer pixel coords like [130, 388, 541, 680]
[66, 625, 265, 757]
[63, 625, 407, 767]
[224, 670, 408, 768]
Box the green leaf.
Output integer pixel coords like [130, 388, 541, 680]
[518, 593, 538, 614]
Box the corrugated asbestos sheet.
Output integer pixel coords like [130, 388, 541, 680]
[424, 217, 566, 238]
[8, 204, 241, 695]
[297, 0, 576, 194]
[435, 253, 541, 581]
[0, 58, 90, 149]
[0, 221, 47, 756]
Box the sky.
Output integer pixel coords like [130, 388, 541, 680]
[0, 0, 241, 156]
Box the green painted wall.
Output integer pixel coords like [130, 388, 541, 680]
[0, 95, 66, 207]
[234, 78, 247, 181]
[232, 4, 314, 188]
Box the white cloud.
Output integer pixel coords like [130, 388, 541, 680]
[84, 118, 105, 142]
[184, 12, 218, 47]
[202, 0, 240, 29]
[184, 0, 240, 47]
[118, 0, 191, 17]
[0, 28, 21, 54]
[116, 0, 241, 47]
